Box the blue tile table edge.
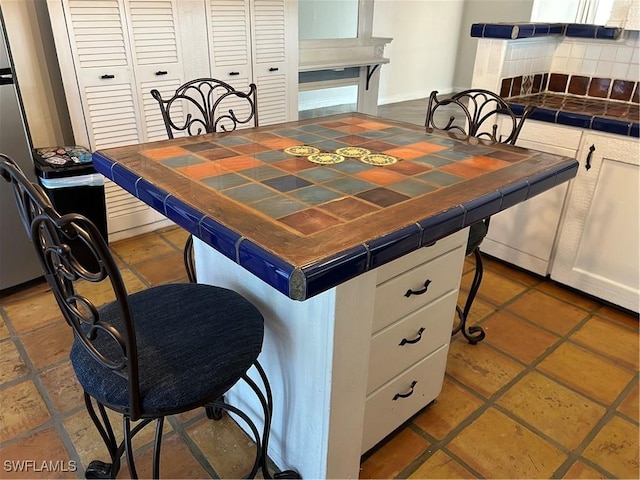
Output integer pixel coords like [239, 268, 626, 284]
[92, 151, 579, 301]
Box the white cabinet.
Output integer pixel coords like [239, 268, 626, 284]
[206, 0, 296, 126]
[482, 120, 579, 275]
[362, 229, 467, 453]
[47, 0, 297, 239]
[48, 0, 187, 237]
[551, 133, 640, 313]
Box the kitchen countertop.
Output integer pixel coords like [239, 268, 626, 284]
[93, 113, 578, 300]
[508, 92, 640, 137]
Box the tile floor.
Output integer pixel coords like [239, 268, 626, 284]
[0, 225, 637, 479]
[1, 100, 638, 478]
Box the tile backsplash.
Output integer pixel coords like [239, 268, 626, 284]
[551, 31, 639, 81]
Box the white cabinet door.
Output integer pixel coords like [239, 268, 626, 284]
[124, 0, 187, 142]
[207, 0, 253, 88]
[551, 133, 640, 312]
[207, 0, 296, 125]
[251, 0, 289, 125]
[64, 0, 143, 148]
[482, 121, 580, 275]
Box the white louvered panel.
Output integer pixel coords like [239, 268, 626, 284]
[209, 0, 251, 68]
[140, 78, 185, 142]
[252, 0, 285, 64]
[84, 83, 141, 149]
[127, 0, 179, 65]
[67, 0, 129, 69]
[104, 180, 149, 218]
[254, 73, 286, 125]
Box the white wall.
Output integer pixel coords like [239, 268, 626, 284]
[452, 0, 534, 91]
[373, 0, 465, 104]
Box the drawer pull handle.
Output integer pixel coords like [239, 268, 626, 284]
[399, 327, 425, 346]
[229, 71, 240, 76]
[404, 279, 432, 297]
[100, 74, 115, 80]
[393, 380, 417, 401]
[269, 67, 279, 72]
[585, 144, 595, 171]
[155, 70, 168, 76]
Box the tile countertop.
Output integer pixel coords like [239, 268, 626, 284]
[93, 113, 578, 300]
[508, 93, 640, 137]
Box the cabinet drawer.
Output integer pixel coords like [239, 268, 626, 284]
[361, 345, 449, 454]
[373, 245, 465, 333]
[375, 228, 467, 284]
[367, 290, 456, 394]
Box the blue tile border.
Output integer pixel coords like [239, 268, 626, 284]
[471, 22, 621, 40]
[92, 150, 579, 301]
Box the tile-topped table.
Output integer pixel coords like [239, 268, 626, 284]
[94, 113, 578, 479]
[94, 113, 577, 300]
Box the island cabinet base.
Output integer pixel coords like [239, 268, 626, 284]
[193, 228, 468, 479]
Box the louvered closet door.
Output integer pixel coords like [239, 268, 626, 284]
[62, 0, 160, 236]
[64, 0, 143, 148]
[124, 0, 186, 142]
[251, 0, 288, 125]
[207, 0, 254, 125]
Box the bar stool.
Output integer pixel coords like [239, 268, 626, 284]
[425, 89, 535, 344]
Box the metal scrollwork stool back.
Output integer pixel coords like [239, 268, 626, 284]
[425, 89, 535, 344]
[0, 155, 298, 479]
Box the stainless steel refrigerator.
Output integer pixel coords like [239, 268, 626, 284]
[0, 12, 43, 290]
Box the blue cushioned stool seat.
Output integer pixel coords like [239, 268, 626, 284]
[71, 283, 264, 416]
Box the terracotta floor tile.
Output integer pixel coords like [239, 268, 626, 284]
[582, 416, 639, 479]
[562, 460, 607, 479]
[0, 380, 51, 442]
[63, 409, 172, 471]
[39, 361, 84, 414]
[507, 290, 589, 335]
[186, 415, 259, 479]
[445, 341, 525, 398]
[454, 291, 497, 327]
[0, 279, 50, 304]
[473, 270, 528, 306]
[74, 268, 147, 308]
[570, 316, 639, 370]
[482, 310, 560, 364]
[0, 318, 10, 340]
[617, 381, 639, 422]
[535, 281, 601, 311]
[595, 305, 639, 330]
[110, 232, 175, 265]
[484, 256, 541, 286]
[3, 292, 62, 334]
[114, 433, 209, 479]
[19, 321, 73, 370]
[412, 377, 483, 440]
[448, 408, 566, 478]
[0, 339, 29, 383]
[496, 371, 606, 450]
[0, 427, 74, 479]
[408, 449, 474, 479]
[359, 428, 430, 479]
[134, 251, 187, 286]
[537, 343, 634, 404]
[158, 226, 190, 250]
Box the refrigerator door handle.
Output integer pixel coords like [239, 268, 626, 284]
[0, 67, 13, 85]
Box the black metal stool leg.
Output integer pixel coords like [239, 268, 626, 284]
[452, 248, 486, 345]
[84, 393, 120, 479]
